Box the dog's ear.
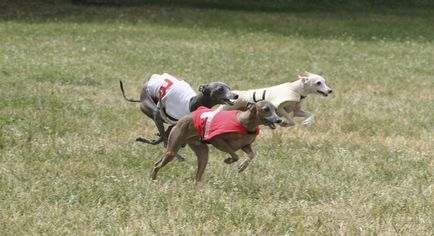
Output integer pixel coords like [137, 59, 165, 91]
[198, 84, 210, 95]
[298, 75, 309, 83]
[246, 102, 256, 112]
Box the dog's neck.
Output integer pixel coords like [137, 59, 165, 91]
[189, 93, 218, 111]
[291, 79, 309, 98]
[237, 110, 260, 133]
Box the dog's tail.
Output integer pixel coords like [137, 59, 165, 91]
[119, 80, 141, 103]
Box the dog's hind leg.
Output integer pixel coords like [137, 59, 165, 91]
[153, 110, 168, 145]
[136, 99, 166, 145]
[150, 150, 176, 180]
[188, 141, 209, 184]
[165, 125, 185, 161]
[150, 126, 185, 180]
[151, 140, 182, 180]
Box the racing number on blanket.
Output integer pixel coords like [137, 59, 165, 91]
[159, 77, 181, 98]
[200, 110, 220, 138]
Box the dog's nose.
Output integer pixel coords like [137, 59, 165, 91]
[328, 89, 333, 94]
[275, 118, 282, 123]
[233, 94, 239, 99]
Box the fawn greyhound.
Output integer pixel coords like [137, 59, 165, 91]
[120, 73, 238, 147]
[219, 71, 332, 127]
[150, 101, 282, 184]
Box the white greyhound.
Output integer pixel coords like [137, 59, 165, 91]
[218, 71, 332, 127]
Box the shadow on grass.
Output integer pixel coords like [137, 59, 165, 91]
[1, 0, 434, 41]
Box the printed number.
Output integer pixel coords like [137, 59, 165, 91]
[159, 76, 182, 99]
[200, 110, 219, 119]
[200, 110, 220, 137]
[159, 79, 173, 98]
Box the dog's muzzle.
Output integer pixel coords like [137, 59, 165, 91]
[222, 93, 238, 105]
[317, 90, 332, 97]
[222, 98, 234, 105]
[263, 117, 282, 129]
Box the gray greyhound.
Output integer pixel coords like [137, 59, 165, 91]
[151, 101, 282, 184]
[120, 73, 238, 148]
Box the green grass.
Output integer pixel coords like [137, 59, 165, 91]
[1, 0, 433, 235]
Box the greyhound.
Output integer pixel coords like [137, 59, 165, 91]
[218, 71, 332, 127]
[150, 101, 282, 184]
[120, 73, 238, 148]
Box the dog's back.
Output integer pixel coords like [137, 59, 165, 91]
[147, 73, 197, 120]
[220, 82, 303, 111]
[193, 106, 259, 141]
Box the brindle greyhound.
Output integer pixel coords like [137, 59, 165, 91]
[120, 74, 238, 148]
[150, 101, 282, 184]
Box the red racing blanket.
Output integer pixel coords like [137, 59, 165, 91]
[193, 106, 259, 141]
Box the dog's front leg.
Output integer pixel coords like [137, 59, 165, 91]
[238, 144, 255, 173]
[277, 107, 295, 127]
[209, 138, 239, 164]
[293, 102, 314, 126]
[217, 99, 247, 111]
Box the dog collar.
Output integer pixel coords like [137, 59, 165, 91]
[253, 90, 267, 102]
[247, 129, 258, 134]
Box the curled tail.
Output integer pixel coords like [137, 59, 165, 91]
[120, 80, 141, 103]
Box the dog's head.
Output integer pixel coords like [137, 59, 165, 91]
[247, 101, 282, 129]
[298, 71, 333, 97]
[199, 82, 238, 105]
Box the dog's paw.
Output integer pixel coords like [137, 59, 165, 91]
[279, 120, 295, 127]
[238, 159, 251, 173]
[302, 117, 314, 126]
[175, 155, 185, 162]
[224, 157, 238, 164]
[136, 136, 163, 145]
[135, 136, 146, 142]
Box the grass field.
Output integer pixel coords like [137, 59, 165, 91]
[1, 0, 433, 235]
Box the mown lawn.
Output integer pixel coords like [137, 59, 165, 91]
[0, 0, 433, 235]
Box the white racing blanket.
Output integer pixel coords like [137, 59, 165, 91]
[235, 82, 303, 108]
[147, 73, 196, 123]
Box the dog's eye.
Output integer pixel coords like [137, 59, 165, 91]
[316, 81, 322, 85]
[218, 87, 224, 92]
[263, 107, 270, 112]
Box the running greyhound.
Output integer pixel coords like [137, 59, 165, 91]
[219, 71, 332, 127]
[120, 73, 238, 148]
[150, 101, 282, 184]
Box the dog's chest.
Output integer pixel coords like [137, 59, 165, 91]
[278, 101, 298, 112]
[214, 133, 256, 150]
